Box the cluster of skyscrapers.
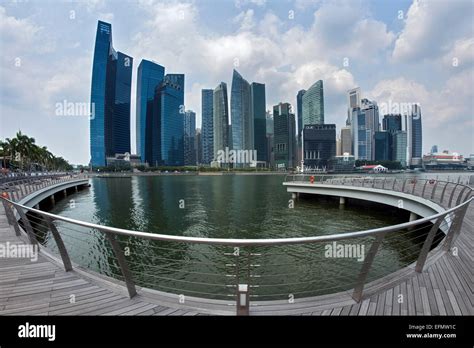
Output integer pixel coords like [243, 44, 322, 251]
[90, 21, 192, 167]
[344, 87, 423, 168]
[89, 21, 422, 171]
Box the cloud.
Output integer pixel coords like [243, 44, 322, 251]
[392, 0, 473, 63]
[234, 9, 255, 31]
[235, 0, 266, 9]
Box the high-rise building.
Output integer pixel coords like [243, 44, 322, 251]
[136, 59, 165, 165]
[303, 124, 336, 169]
[393, 131, 408, 167]
[383, 114, 402, 163]
[297, 89, 306, 145]
[90, 21, 133, 167]
[351, 108, 371, 160]
[213, 82, 230, 160]
[361, 98, 380, 160]
[347, 87, 361, 125]
[302, 80, 324, 126]
[184, 110, 196, 165]
[195, 128, 202, 165]
[382, 114, 402, 133]
[266, 111, 274, 168]
[431, 145, 438, 154]
[411, 104, 423, 166]
[251, 82, 267, 163]
[340, 126, 352, 155]
[273, 103, 296, 170]
[230, 70, 252, 155]
[201, 89, 214, 165]
[153, 74, 185, 166]
[374, 131, 391, 161]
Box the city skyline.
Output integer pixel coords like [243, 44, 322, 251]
[1, 0, 473, 164]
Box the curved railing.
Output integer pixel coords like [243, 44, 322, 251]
[0, 174, 472, 315]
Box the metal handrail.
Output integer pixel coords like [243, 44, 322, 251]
[1, 195, 472, 246]
[1, 174, 472, 315]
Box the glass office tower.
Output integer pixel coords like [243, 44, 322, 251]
[201, 89, 214, 165]
[251, 82, 267, 163]
[302, 80, 324, 126]
[90, 20, 133, 167]
[230, 69, 252, 153]
[153, 74, 185, 166]
[184, 110, 196, 165]
[136, 59, 165, 165]
[213, 82, 230, 160]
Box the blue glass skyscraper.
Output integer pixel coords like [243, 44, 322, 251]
[136, 59, 165, 165]
[230, 69, 251, 153]
[184, 110, 196, 165]
[250, 82, 266, 163]
[153, 74, 185, 166]
[90, 20, 133, 167]
[201, 89, 214, 165]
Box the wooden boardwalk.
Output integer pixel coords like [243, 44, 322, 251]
[0, 179, 472, 316]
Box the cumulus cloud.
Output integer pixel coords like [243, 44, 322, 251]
[392, 0, 473, 63]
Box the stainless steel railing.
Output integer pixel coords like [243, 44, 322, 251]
[0, 174, 472, 315]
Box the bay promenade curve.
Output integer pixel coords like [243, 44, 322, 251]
[0, 173, 472, 315]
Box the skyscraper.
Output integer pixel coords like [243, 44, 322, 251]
[302, 80, 324, 126]
[153, 74, 185, 166]
[273, 103, 296, 170]
[374, 131, 391, 161]
[266, 111, 274, 168]
[383, 114, 402, 162]
[230, 70, 252, 155]
[361, 98, 380, 160]
[296, 89, 306, 145]
[250, 82, 267, 163]
[382, 114, 402, 133]
[340, 126, 352, 155]
[303, 124, 336, 169]
[411, 104, 423, 166]
[393, 131, 408, 167]
[351, 108, 371, 160]
[347, 87, 361, 126]
[201, 89, 214, 165]
[213, 82, 230, 160]
[90, 20, 133, 167]
[136, 59, 165, 165]
[184, 110, 196, 166]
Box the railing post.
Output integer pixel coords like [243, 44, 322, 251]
[352, 233, 386, 303]
[382, 178, 386, 189]
[430, 180, 439, 200]
[415, 216, 444, 272]
[421, 180, 428, 198]
[1, 199, 21, 236]
[104, 233, 137, 298]
[448, 184, 460, 207]
[455, 186, 469, 206]
[13, 204, 38, 245]
[44, 217, 72, 272]
[411, 179, 417, 195]
[401, 179, 407, 193]
[392, 178, 397, 190]
[443, 204, 469, 252]
[440, 182, 450, 204]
